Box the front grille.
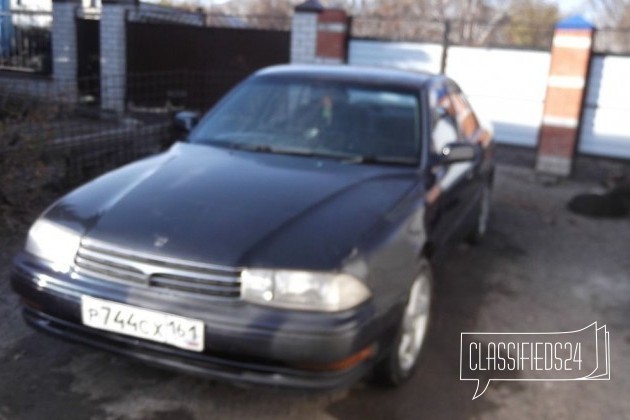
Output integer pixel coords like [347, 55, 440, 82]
[74, 238, 241, 299]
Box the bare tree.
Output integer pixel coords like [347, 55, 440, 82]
[350, 0, 554, 47]
[590, 0, 630, 26]
[590, 0, 630, 52]
[153, 0, 559, 48]
[493, 0, 558, 48]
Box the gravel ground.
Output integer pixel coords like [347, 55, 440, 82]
[1, 163, 629, 420]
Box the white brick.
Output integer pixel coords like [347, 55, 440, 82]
[100, 3, 133, 114]
[52, 1, 78, 95]
[291, 12, 319, 64]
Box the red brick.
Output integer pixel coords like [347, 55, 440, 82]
[543, 87, 584, 118]
[549, 48, 591, 76]
[318, 9, 346, 23]
[316, 32, 345, 58]
[538, 125, 577, 157]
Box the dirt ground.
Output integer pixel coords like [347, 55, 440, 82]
[1, 164, 629, 420]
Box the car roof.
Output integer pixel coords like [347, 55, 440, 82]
[254, 64, 436, 90]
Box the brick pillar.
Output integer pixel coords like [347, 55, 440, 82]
[535, 16, 595, 177]
[100, 0, 137, 114]
[291, 0, 349, 64]
[52, 0, 80, 99]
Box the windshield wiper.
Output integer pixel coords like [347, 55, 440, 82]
[198, 140, 314, 156]
[268, 149, 418, 165]
[199, 140, 417, 165]
[201, 140, 273, 153]
[342, 155, 419, 166]
[233, 143, 273, 153]
[265, 147, 353, 160]
[225, 144, 353, 161]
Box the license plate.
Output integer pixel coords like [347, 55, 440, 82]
[81, 296, 204, 352]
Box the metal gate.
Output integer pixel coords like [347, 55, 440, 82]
[76, 10, 101, 104]
[579, 54, 630, 159]
[126, 17, 290, 111]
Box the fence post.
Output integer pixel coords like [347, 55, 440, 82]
[52, 0, 80, 99]
[535, 16, 595, 178]
[344, 15, 353, 63]
[291, 0, 322, 64]
[100, 0, 137, 115]
[440, 19, 450, 74]
[291, 0, 349, 65]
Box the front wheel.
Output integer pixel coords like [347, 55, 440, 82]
[372, 260, 433, 386]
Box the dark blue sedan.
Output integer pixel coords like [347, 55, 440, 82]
[12, 65, 494, 390]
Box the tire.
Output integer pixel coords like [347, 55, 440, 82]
[467, 182, 492, 244]
[371, 259, 433, 387]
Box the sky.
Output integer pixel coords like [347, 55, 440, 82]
[557, 0, 593, 17]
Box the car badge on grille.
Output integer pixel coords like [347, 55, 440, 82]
[153, 235, 169, 248]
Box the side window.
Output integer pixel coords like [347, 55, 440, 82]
[448, 83, 481, 143]
[429, 82, 459, 153]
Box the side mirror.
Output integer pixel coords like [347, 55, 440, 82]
[173, 110, 200, 133]
[439, 142, 477, 164]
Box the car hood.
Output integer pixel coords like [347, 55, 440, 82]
[46, 142, 419, 270]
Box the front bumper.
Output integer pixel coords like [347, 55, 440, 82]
[12, 253, 401, 390]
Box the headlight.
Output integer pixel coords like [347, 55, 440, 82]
[241, 269, 371, 312]
[25, 219, 81, 268]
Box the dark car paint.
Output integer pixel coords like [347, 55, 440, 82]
[72, 143, 420, 270]
[11, 65, 494, 390]
[20, 307, 375, 390]
[12, 252, 383, 366]
[255, 64, 434, 91]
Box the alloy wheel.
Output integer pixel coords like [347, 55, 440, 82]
[398, 273, 431, 372]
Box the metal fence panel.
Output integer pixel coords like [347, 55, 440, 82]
[348, 39, 443, 73]
[348, 38, 551, 146]
[126, 20, 290, 111]
[0, 10, 52, 74]
[579, 54, 630, 159]
[445, 46, 550, 147]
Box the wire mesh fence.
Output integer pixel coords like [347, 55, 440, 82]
[125, 70, 251, 112]
[202, 13, 291, 31]
[0, 10, 53, 74]
[351, 16, 555, 50]
[593, 28, 630, 54]
[351, 16, 446, 43]
[1, 5, 290, 227]
[351, 15, 630, 54]
[0, 69, 247, 213]
[127, 6, 291, 31]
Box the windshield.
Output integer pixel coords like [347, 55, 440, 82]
[189, 77, 422, 164]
